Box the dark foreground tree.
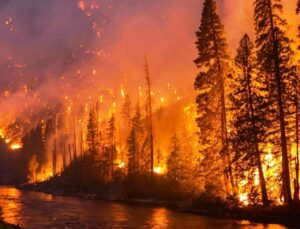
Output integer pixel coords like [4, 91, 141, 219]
[106, 114, 117, 178]
[194, 0, 233, 195]
[87, 108, 97, 154]
[297, 0, 300, 49]
[167, 135, 181, 182]
[127, 102, 144, 177]
[254, 0, 295, 205]
[230, 34, 269, 205]
[145, 59, 154, 178]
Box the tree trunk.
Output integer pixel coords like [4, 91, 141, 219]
[145, 59, 154, 178]
[245, 65, 269, 206]
[208, 4, 235, 195]
[267, 0, 292, 205]
[294, 95, 299, 201]
[53, 136, 57, 176]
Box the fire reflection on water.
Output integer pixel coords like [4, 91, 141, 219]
[0, 187, 21, 226]
[150, 208, 169, 228]
[0, 186, 289, 228]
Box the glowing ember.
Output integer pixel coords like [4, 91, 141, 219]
[239, 193, 249, 206]
[118, 161, 125, 169]
[154, 166, 163, 174]
[10, 143, 22, 150]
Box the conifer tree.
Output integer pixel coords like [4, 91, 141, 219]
[106, 114, 117, 178]
[254, 0, 295, 204]
[145, 59, 154, 178]
[122, 94, 132, 126]
[229, 34, 269, 205]
[297, 0, 300, 49]
[127, 102, 144, 177]
[45, 119, 55, 176]
[194, 0, 233, 193]
[167, 134, 181, 182]
[34, 122, 46, 173]
[86, 108, 97, 154]
[167, 132, 197, 191]
[290, 68, 300, 200]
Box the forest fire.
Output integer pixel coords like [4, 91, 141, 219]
[9, 143, 22, 150]
[0, 0, 299, 228]
[154, 166, 164, 175]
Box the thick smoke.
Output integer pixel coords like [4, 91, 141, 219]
[0, 0, 298, 129]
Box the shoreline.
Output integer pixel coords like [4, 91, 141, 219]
[0, 220, 20, 229]
[19, 184, 300, 228]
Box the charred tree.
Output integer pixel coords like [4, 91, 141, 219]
[127, 101, 144, 177]
[87, 108, 97, 154]
[145, 59, 154, 178]
[106, 114, 117, 179]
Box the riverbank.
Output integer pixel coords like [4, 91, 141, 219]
[20, 182, 300, 228]
[17, 154, 300, 228]
[0, 221, 20, 229]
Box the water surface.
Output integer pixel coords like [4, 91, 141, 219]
[0, 186, 289, 229]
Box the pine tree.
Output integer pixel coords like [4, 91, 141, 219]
[34, 122, 46, 174]
[297, 0, 300, 49]
[145, 59, 154, 178]
[20, 133, 31, 182]
[194, 0, 233, 194]
[254, 0, 295, 204]
[122, 94, 132, 126]
[287, 66, 300, 200]
[167, 134, 182, 182]
[86, 108, 97, 154]
[229, 34, 269, 205]
[167, 132, 197, 192]
[106, 114, 117, 178]
[291, 70, 300, 200]
[127, 102, 144, 177]
[45, 119, 55, 176]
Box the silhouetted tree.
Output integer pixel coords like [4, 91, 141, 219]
[296, 0, 299, 51]
[194, 0, 233, 194]
[106, 114, 117, 178]
[229, 34, 269, 205]
[145, 59, 154, 178]
[127, 102, 144, 177]
[87, 108, 97, 154]
[122, 94, 132, 126]
[167, 134, 181, 182]
[254, 0, 295, 204]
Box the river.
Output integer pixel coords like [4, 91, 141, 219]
[0, 186, 289, 229]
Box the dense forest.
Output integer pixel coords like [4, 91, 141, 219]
[0, 0, 299, 213]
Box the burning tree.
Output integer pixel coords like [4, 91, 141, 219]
[254, 0, 296, 205]
[167, 134, 181, 182]
[105, 114, 117, 179]
[194, 0, 233, 196]
[87, 108, 98, 154]
[296, 0, 300, 49]
[229, 34, 270, 206]
[145, 59, 155, 178]
[127, 101, 144, 177]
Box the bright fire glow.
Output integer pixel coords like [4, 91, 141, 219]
[239, 193, 249, 206]
[118, 161, 125, 169]
[154, 166, 165, 174]
[10, 143, 22, 150]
